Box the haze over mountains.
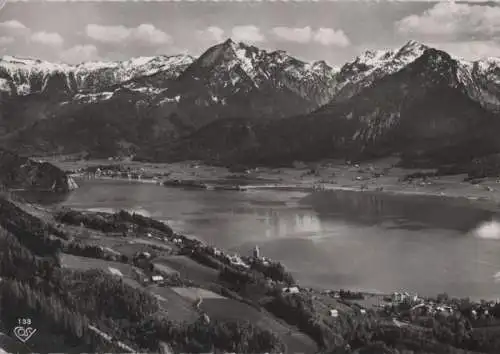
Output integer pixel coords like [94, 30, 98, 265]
[1, 39, 500, 168]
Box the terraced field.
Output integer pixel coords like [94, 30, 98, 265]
[171, 287, 226, 301]
[155, 255, 219, 286]
[199, 298, 317, 354]
[148, 286, 199, 323]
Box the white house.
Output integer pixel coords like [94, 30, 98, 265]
[151, 275, 164, 283]
[329, 309, 339, 318]
[283, 286, 300, 294]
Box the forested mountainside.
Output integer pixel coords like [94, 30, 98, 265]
[2, 40, 500, 169]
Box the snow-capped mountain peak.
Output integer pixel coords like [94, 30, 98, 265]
[330, 40, 431, 102]
[395, 40, 428, 58]
[183, 39, 340, 105]
[0, 54, 194, 96]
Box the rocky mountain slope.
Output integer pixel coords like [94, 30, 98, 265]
[0, 39, 342, 157]
[2, 40, 500, 166]
[150, 44, 500, 168]
[0, 54, 194, 98]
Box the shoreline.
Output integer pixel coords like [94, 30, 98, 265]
[72, 173, 500, 210]
[57, 157, 500, 207]
[61, 197, 500, 303]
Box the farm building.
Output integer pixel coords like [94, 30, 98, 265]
[282, 286, 300, 294]
[151, 275, 164, 283]
[329, 309, 339, 318]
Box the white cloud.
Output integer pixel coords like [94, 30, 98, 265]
[131, 24, 172, 45]
[85, 24, 171, 46]
[86, 24, 130, 43]
[30, 31, 64, 47]
[231, 25, 265, 43]
[0, 20, 30, 36]
[271, 26, 313, 43]
[313, 28, 350, 47]
[271, 26, 350, 47]
[197, 26, 225, 42]
[60, 44, 100, 64]
[395, 2, 500, 39]
[0, 37, 14, 46]
[430, 40, 500, 61]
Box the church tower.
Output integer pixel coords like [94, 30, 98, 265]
[253, 245, 260, 259]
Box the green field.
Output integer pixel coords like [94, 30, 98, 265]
[152, 263, 180, 276]
[61, 254, 138, 279]
[171, 287, 226, 301]
[148, 286, 199, 323]
[199, 298, 317, 354]
[156, 255, 219, 286]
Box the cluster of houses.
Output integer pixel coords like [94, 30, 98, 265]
[387, 291, 500, 322]
[74, 166, 162, 182]
[223, 253, 250, 269]
[204, 244, 270, 270]
[132, 252, 168, 285]
[391, 291, 421, 304]
[133, 266, 166, 286]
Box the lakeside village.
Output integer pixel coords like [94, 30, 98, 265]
[123, 225, 500, 328]
[66, 161, 383, 192]
[70, 165, 164, 183]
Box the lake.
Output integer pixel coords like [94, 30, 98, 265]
[30, 178, 500, 300]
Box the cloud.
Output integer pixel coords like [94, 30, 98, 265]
[271, 26, 313, 43]
[60, 44, 100, 64]
[30, 31, 64, 47]
[0, 20, 30, 37]
[313, 28, 350, 47]
[131, 24, 172, 45]
[197, 26, 225, 42]
[0, 37, 14, 46]
[430, 40, 500, 60]
[271, 26, 350, 47]
[231, 25, 265, 43]
[395, 2, 500, 40]
[85, 24, 171, 46]
[86, 24, 129, 43]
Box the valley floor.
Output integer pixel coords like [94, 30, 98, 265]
[45, 156, 500, 209]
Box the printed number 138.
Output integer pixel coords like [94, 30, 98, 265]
[17, 318, 31, 326]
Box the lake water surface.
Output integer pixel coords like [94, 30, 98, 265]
[33, 178, 500, 300]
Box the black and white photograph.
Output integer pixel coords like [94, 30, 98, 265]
[2, 0, 500, 353]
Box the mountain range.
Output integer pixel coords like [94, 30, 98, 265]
[2, 39, 500, 168]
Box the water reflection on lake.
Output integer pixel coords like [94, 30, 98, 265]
[29, 178, 500, 299]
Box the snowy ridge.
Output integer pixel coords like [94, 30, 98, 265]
[2, 40, 500, 112]
[332, 40, 429, 101]
[456, 58, 500, 110]
[0, 54, 194, 96]
[183, 39, 342, 107]
[334, 40, 500, 110]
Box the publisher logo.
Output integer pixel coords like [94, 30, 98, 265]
[13, 318, 37, 343]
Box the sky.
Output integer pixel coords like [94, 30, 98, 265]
[1, 1, 500, 66]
